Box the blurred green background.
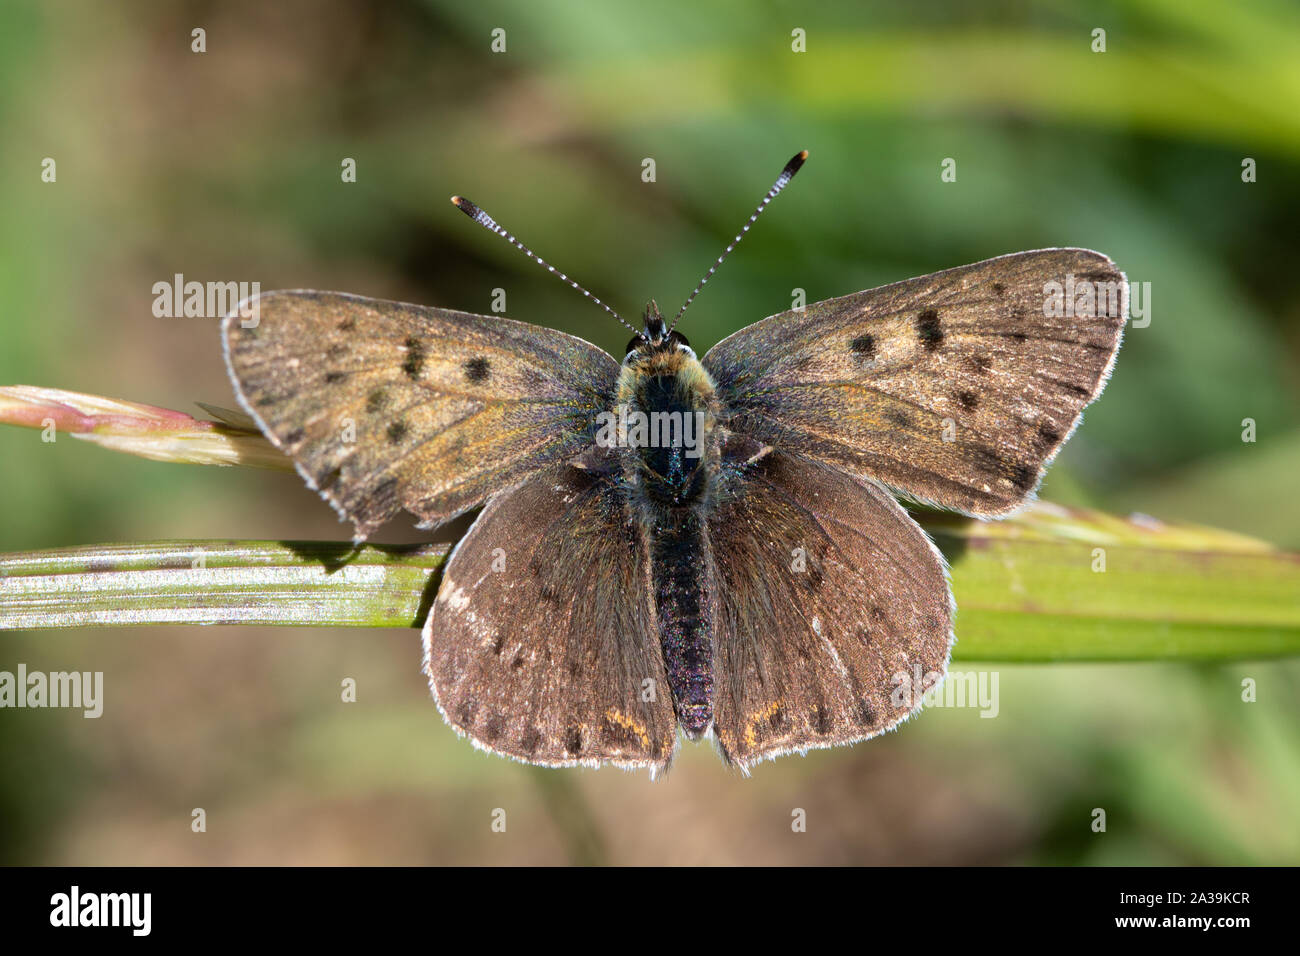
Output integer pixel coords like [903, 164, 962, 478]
[1, 0, 1298, 864]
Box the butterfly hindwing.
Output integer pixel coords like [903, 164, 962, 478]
[706, 448, 952, 771]
[223, 291, 618, 538]
[703, 249, 1125, 516]
[423, 458, 679, 773]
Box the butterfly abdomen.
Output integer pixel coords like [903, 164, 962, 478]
[649, 509, 714, 736]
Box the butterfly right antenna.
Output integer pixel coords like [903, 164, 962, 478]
[667, 149, 808, 336]
[450, 195, 645, 341]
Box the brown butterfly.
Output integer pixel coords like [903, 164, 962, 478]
[223, 151, 1125, 776]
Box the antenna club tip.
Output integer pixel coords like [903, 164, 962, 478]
[785, 150, 809, 176]
[450, 195, 478, 217]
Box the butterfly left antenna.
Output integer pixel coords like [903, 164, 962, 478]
[667, 149, 808, 335]
[450, 195, 645, 340]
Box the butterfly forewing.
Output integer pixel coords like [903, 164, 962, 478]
[703, 249, 1125, 516]
[424, 459, 678, 773]
[706, 450, 953, 770]
[223, 291, 618, 538]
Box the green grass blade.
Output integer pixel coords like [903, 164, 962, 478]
[1, 505, 1296, 662]
[929, 504, 1300, 661]
[0, 540, 445, 629]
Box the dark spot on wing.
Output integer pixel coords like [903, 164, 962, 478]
[968, 444, 1033, 491]
[972, 355, 993, 374]
[368, 477, 400, 514]
[463, 356, 491, 382]
[386, 420, 409, 444]
[815, 705, 833, 735]
[483, 714, 505, 742]
[337, 317, 356, 332]
[886, 408, 911, 428]
[1009, 332, 1028, 343]
[992, 281, 1006, 296]
[564, 725, 583, 755]
[284, 427, 304, 446]
[324, 371, 348, 385]
[511, 653, 525, 671]
[326, 343, 348, 360]
[316, 465, 343, 493]
[956, 390, 979, 411]
[251, 389, 288, 408]
[768, 704, 786, 732]
[366, 388, 387, 414]
[403, 336, 425, 380]
[1036, 421, 1062, 448]
[519, 366, 550, 391]
[521, 727, 541, 753]
[849, 333, 875, 357]
[1011, 462, 1038, 493]
[916, 309, 944, 350]
[857, 700, 876, 726]
[491, 633, 505, 656]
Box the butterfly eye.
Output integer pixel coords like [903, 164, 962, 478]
[667, 330, 691, 349]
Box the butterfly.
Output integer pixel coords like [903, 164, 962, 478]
[223, 151, 1125, 776]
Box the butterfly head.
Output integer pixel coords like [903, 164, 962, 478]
[625, 300, 693, 362]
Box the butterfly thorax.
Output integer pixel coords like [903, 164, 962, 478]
[615, 320, 722, 511]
